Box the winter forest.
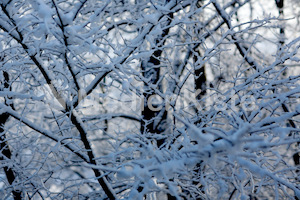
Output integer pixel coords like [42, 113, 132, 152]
[0, 0, 299, 199]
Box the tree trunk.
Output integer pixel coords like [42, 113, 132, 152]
[0, 71, 22, 200]
[140, 12, 173, 147]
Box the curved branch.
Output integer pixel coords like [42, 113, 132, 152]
[0, 104, 89, 162]
[0, 4, 67, 109]
[213, 1, 261, 70]
[73, 0, 88, 21]
[0, 103, 117, 199]
[70, 111, 117, 199]
[51, 0, 80, 91]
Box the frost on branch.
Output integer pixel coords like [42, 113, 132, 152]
[0, 0, 299, 199]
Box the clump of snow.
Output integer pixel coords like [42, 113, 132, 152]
[36, 0, 54, 34]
